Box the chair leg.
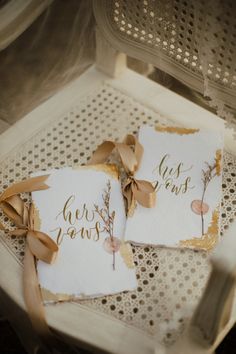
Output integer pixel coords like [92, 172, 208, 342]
[164, 329, 215, 354]
[96, 27, 127, 78]
[128, 57, 153, 76]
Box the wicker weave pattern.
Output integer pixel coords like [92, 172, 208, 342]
[0, 82, 235, 344]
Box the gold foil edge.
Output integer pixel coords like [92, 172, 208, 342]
[41, 287, 74, 302]
[215, 149, 222, 176]
[179, 208, 219, 251]
[73, 164, 119, 180]
[155, 126, 199, 135]
[119, 241, 135, 268]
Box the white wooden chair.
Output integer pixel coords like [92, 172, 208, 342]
[0, 1, 236, 353]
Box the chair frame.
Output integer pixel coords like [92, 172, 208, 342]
[0, 1, 235, 353]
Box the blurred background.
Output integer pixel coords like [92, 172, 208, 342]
[0, 0, 95, 133]
[1, 0, 235, 135]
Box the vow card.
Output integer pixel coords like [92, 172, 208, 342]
[125, 125, 224, 250]
[32, 165, 137, 302]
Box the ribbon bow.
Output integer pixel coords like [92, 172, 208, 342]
[88, 135, 156, 215]
[0, 175, 58, 340]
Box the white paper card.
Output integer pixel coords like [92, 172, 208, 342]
[125, 125, 224, 250]
[32, 165, 137, 302]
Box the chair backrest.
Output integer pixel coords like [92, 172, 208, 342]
[94, 0, 236, 122]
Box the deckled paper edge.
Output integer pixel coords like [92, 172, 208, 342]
[72, 163, 119, 180]
[38, 164, 127, 303]
[128, 125, 223, 252]
[127, 125, 200, 219]
[119, 241, 135, 269]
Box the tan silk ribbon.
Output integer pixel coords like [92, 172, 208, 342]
[0, 175, 58, 341]
[88, 135, 156, 215]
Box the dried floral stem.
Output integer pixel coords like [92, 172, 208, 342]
[200, 162, 217, 235]
[105, 182, 115, 270]
[94, 180, 116, 270]
[200, 186, 207, 235]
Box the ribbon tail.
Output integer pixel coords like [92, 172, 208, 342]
[123, 181, 136, 217]
[24, 241, 65, 352]
[133, 180, 156, 209]
[23, 242, 52, 339]
[0, 175, 50, 202]
[0, 195, 26, 226]
[123, 135, 143, 170]
[27, 230, 58, 264]
[0, 220, 5, 230]
[88, 141, 116, 165]
[115, 142, 138, 173]
[88, 137, 139, 174]
[127, 194, 136, 217]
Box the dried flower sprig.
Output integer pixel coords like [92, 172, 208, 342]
[200, 161, 217, 235]
[191, 160, 217, 235]
[94, 180, 120, 270]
